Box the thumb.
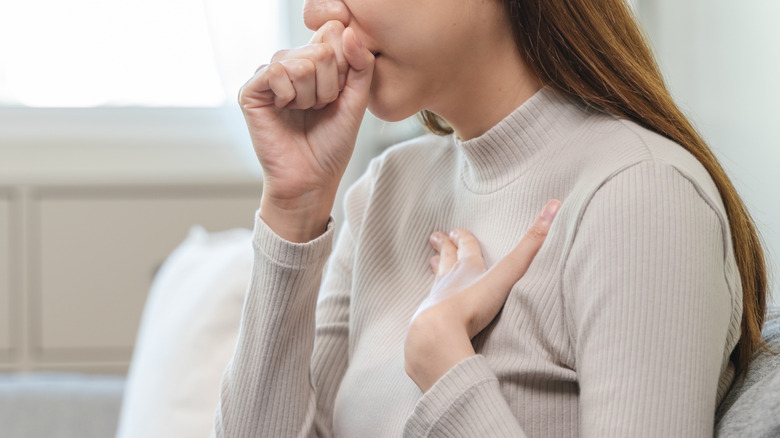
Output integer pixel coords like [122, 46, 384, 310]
[483, 200, 561, 293]
[340, 27, 375, 109]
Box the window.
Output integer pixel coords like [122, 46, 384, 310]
[0, 0, 285, 176]
[0, 0, 283, 108]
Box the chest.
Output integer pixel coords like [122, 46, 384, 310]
[333, 188, 578, 436]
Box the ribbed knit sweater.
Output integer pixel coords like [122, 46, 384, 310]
[213, 87, 743, 437]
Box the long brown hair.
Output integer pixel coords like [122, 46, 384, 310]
[421, 0, 768, 376]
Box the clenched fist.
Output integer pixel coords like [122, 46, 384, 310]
[240, 21, 375, 242]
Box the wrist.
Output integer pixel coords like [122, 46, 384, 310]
[405, 312, 475, 393]
[260, 191, 335, 243]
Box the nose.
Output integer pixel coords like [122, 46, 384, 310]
[303, 0, 351, 31]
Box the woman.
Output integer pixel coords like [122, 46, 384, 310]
[213, 0, 768, 436]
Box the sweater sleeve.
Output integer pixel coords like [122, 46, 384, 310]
[212, 163, 377, 438]
[403, 355, 528, 437]
[563, 161, 735, 437]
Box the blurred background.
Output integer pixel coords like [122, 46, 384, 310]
[0, 0, 777, 437]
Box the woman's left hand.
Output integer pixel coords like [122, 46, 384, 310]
[405, 200, 561, 392]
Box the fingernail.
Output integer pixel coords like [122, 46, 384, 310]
[449, 230, 458, 240]
[541, 200, 561, 223]
[430, 233, 441, 245]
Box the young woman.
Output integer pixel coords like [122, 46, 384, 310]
[213, 0, 768, 436]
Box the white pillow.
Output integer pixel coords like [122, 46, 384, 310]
[115, 226, 253, 438]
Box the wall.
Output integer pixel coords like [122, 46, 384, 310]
[639, 0, 780, 304]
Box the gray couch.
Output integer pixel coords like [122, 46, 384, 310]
[715, 307, 780, 437]
[0, 310, 777, 438]
[0, 373, 124, 438]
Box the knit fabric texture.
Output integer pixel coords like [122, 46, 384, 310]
[212, 87, 742, 437]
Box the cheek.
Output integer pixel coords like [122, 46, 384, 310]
[366, 59, 425, 122]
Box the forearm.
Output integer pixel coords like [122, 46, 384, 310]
[214, 213, 335, 437]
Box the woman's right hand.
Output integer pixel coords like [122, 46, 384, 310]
[239, 21, 375, 242]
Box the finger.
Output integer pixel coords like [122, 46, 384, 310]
[238, 62, 295, 109]
[339, 27, 375, 111]
[484, 200, 561, 292]
[430, 255, 440, 274]
[281, 59, 317, 110]
[449, 229, 486, 270]
[311, 21, 348, 89]
[430, 232, 457, 277]
[266, 64, 297, 108]
[268, 44, 340, 110]
[310, 43, 340, 109]
[269, 48, 290, 64]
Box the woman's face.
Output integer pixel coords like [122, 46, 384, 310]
[303, 0, 519, 124]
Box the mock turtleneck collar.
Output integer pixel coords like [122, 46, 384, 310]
[453, 86, 590, 193]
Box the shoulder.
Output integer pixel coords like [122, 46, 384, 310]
[562, 114, 728, 229]
[558, 116, 743, 385]
[555, 113, 739, 293]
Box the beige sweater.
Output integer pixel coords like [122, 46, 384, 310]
[213, 87, 742, 437]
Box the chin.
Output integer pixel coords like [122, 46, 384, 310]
[367, 106, 411, 123]
[367, 93, 420, 123]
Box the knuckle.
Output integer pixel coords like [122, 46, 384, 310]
[461, 233, 478, 246]
[312, 43, 335, 63]
[270, 49, 289, 62]
[311, 20, 344, 44]
[290, 60, 315, 79]
[237, 78, 261, 107]
[276, 90, 296, 106]
[265, 62, 284, 77]
[440, 242, 455, 255]
[284, 61, 303, 78]
[526, 225, 549, 242]
[320, 88, 339, 103]
[237, 86, 248, 106]
[458, 254, 479, 266]
[322, 20, 346, 34]
[452, 228, 477, 245]
[292, 91, 314, 106]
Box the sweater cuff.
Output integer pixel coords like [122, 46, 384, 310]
[252, 209, 335, 270]
[404, 355, 525, 437]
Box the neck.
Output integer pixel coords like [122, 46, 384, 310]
[432, 49, 543, 141]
